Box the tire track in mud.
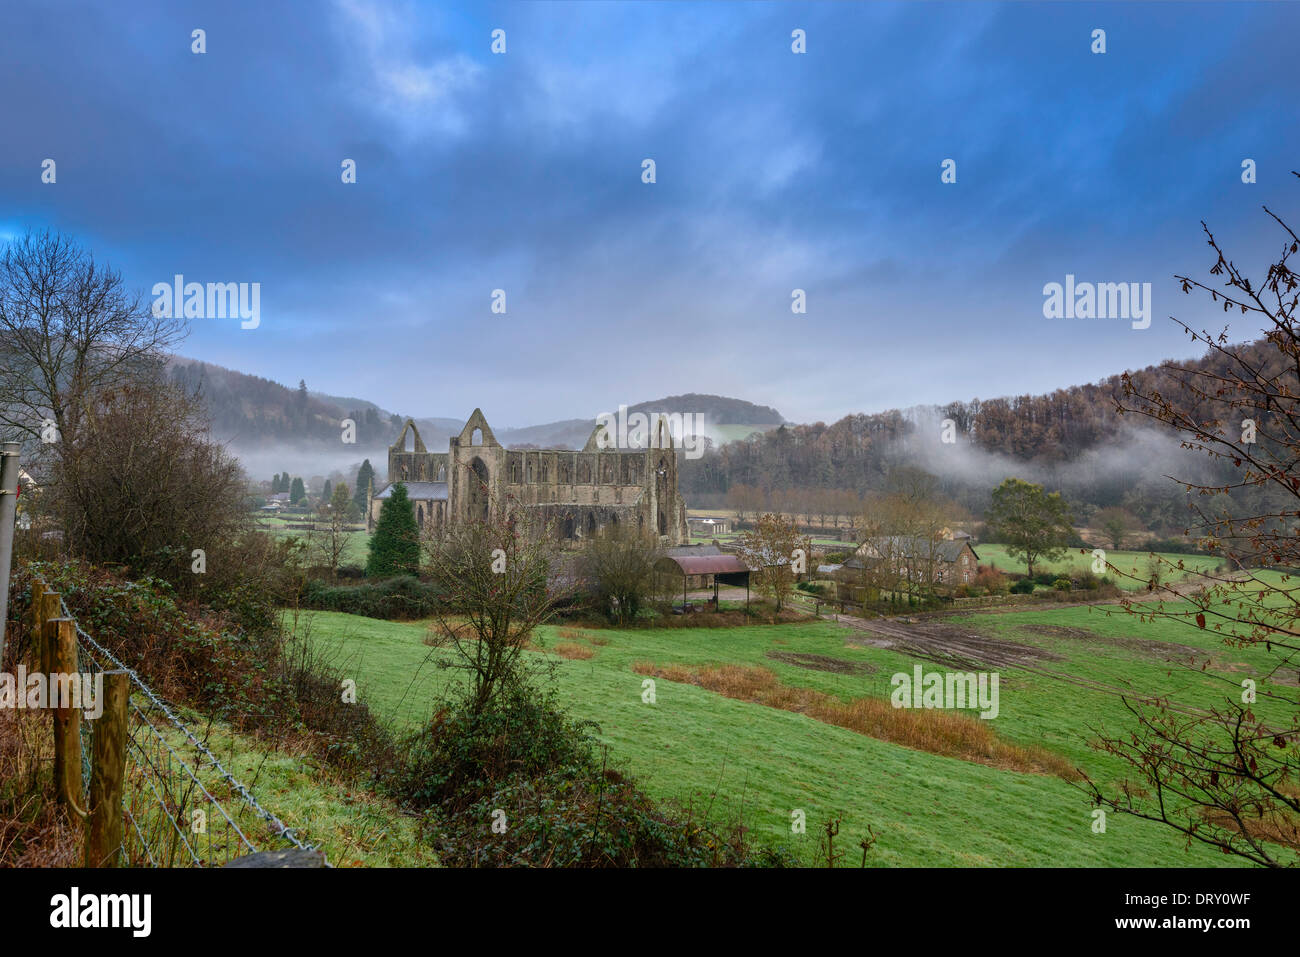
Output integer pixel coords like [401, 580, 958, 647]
[830, 612, 1212, 717]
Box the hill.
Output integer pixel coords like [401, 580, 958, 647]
[165, 357, 786, 478]
[679, 339, 1284, 531]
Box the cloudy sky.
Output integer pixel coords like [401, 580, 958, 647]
[1, 0, 1296, 427]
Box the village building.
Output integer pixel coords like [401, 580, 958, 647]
[851, 535, 980, 588]
[368, 409, 688, 544]
[686, 516, 732, 538]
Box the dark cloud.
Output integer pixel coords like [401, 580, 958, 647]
[1, 0, 1296, 425]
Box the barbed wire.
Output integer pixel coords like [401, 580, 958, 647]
[28, 568, 315, 859]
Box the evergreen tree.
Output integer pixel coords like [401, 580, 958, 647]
[354, 459, 375, 516]
[322, 479, 332, 502]
[290, 476, 306, 504]
[330, 482, 351, 517]
[366, 482, 419, 578]
[271, 472, 281, 493]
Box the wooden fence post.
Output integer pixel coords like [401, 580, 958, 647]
[85, 671, 129, 867]
[36, 591, 60, 673]
[45, 617, 83, 809]
[29, 581, 44, 642]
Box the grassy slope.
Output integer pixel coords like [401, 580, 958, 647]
[150, 711, 435, 868]
[296, 592, 1278, 866]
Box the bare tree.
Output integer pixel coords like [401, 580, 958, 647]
[1094, 505, 1139, 550]
[858, 489, 952, 599]
[576, 523, 664, 624]
[308, 482, 353, 577]
[1084, 175, 1300, 866]
[50, 379, 250, 590]
[737, 512, 809, 613]
[0, 229, 185, 464]
[423, 490, 569, 717]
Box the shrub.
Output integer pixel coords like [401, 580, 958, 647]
[392, 685, 787, 867]
[972, 564, 1007, 595]
[14, 563, 397, 778]
[1009, 578, 1036, 595]
[300, 576, 442, 620]
[1053, 577, 1072, 591]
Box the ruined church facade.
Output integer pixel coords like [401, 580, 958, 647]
[367, 409, 688, 545]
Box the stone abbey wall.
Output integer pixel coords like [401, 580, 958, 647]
[368, 409, 687, 544]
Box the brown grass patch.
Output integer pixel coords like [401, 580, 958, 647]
[1201, 806, 1300, 852]
[0, 709, 81, 867]
[556, 627, 608, 647]
[554, 642, 595, 660]
[632, 661, 1077, 780]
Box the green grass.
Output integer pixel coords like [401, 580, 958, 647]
[976, 543, 1224, 591]
[140, 706, 435, 868]
[291, 583, 1289, 866]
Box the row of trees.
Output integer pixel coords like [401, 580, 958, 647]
[726, 483, 866, 529]
[270, 472, 307, 503]
[167, 361, 403, 446]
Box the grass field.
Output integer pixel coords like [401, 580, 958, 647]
[974, 543, 1225, 591]
[291, 579, 1292, 867]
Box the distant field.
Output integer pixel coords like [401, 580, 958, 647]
[293, 576, 1293, 866]
[256, 514, 371, 566]
[975, 543, 1224, 591]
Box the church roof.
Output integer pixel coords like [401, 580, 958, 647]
[376, 481, 448, 501]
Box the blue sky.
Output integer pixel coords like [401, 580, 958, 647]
[1, 1, 1296, 426]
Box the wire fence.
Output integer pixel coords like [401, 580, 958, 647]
[31, 571, 315, 867]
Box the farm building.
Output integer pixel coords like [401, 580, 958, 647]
[656, 544, 751, 608]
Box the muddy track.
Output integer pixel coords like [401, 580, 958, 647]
[825, 569, 1294, 728]
[833, 611, 1215, 715]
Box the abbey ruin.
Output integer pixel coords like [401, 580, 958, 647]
[367, 409, 688, 544]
